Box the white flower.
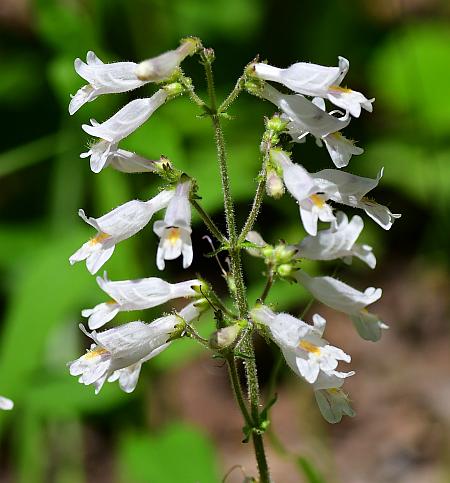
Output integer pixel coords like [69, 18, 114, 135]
[80, 141, 163, 174]
[69, 51, 147, 115]
[82, 95, 168, 144]
[251, 305, 353, 384]
[271, 149, 401, 232]
[0, 396, 13, 410]
[313, 372, 355, 423]
[69, 39, 198, 115]
[262, 84, 350, 140]
[135, 37, 199, 81]
[68, 300, 204, 394]
[81, 91, 167, 173]
[83, 271, 203, 329]
[254, 57, 374, 118]
[312, 168, 402, 229]
[69, 189, 174, 274]
[302, 97, 364, 168]
[295, 212, 376, 268]
[321, 131, 363, 168]
[153, 181, 193, 270]
[295, 270, 388, 341]
[270, 149, 335, 236]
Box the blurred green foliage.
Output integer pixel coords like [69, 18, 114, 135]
[0, 0, 449, 481]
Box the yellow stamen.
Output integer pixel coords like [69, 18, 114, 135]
[299, 340, 321, 355]
[90, 232, 110, 245]
[327, 388, 340, 395]
[329, 85, 352, 93]
[167, 227, 181, 245]
[310, 194, 325, 208]
[106, 299, 118, 305]
[84, 347, 108, 360]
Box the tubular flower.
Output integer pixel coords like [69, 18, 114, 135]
[69, 51, 148, 115]
[294, 212, 376, 268]
[83, 271, 203, 329]
[135, 37, 200, 81]
[69, 39, 198, 115]
[251, 305, 353, 384]
[284, 96, 363, 168]
[68, 301, 204, 394]
[311, 168, 402, 229]
[254, 56, 374, 118]
[262, 84, 350, 141]
[295, 271, 388, 341]
[313, 372, 355, 423]
[270, 149, 335, 236]
[80, 143, 164, 174]
[70, 189, 174, 274]
[153, 181, 193, 270]
[81, 91, 168, 173]
[0, 396, 13, 410]
[271, 149, 401, 233]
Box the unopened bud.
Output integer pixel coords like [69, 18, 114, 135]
[266, 169, 285, 199]
[209, 324, 241, 349]
[261, 246, 274, 259]
[277, 263, 294, 278]
[202, 47, 215, 64]
[273, 244, 295, 264]
[163, 82, 184, 97]
[266, 114, 287, 133]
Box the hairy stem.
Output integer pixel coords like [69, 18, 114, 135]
[260, 268, 274, 303]
[178, 74, 208, 111]
[219, 75, 245, 113]
[205, 56, 271, 483]
[238, 139, 271, 244]
[227, 357, 252, 428]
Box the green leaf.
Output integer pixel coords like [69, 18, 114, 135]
[119, 424, 220, 483]
[297, 456, 326, 483]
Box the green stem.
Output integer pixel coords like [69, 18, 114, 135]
[219, 75, 245, 113]
[203, 54, 217, 111]
[178, 73, 208, 111]
[243, 335, 270, 483]
[238, 139, 271, 244]
[227, 357, 252, 428]
[260, 268, 274, 303]
[205, 55, 271, 483]
[190, 198, 227, 245]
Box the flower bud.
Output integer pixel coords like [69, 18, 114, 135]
[266, 169, 285, 199]
[266, 114, 287, 133]
[273, 244, 296, 264]
[209, 324, 242, 349]
[277, 263, 295, 278]
[163, 82, 184, 97]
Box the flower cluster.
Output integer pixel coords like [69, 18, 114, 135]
[66, 39, 400, 433]
[67, 38, 213, 394]
[243, 56, 400, 421]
